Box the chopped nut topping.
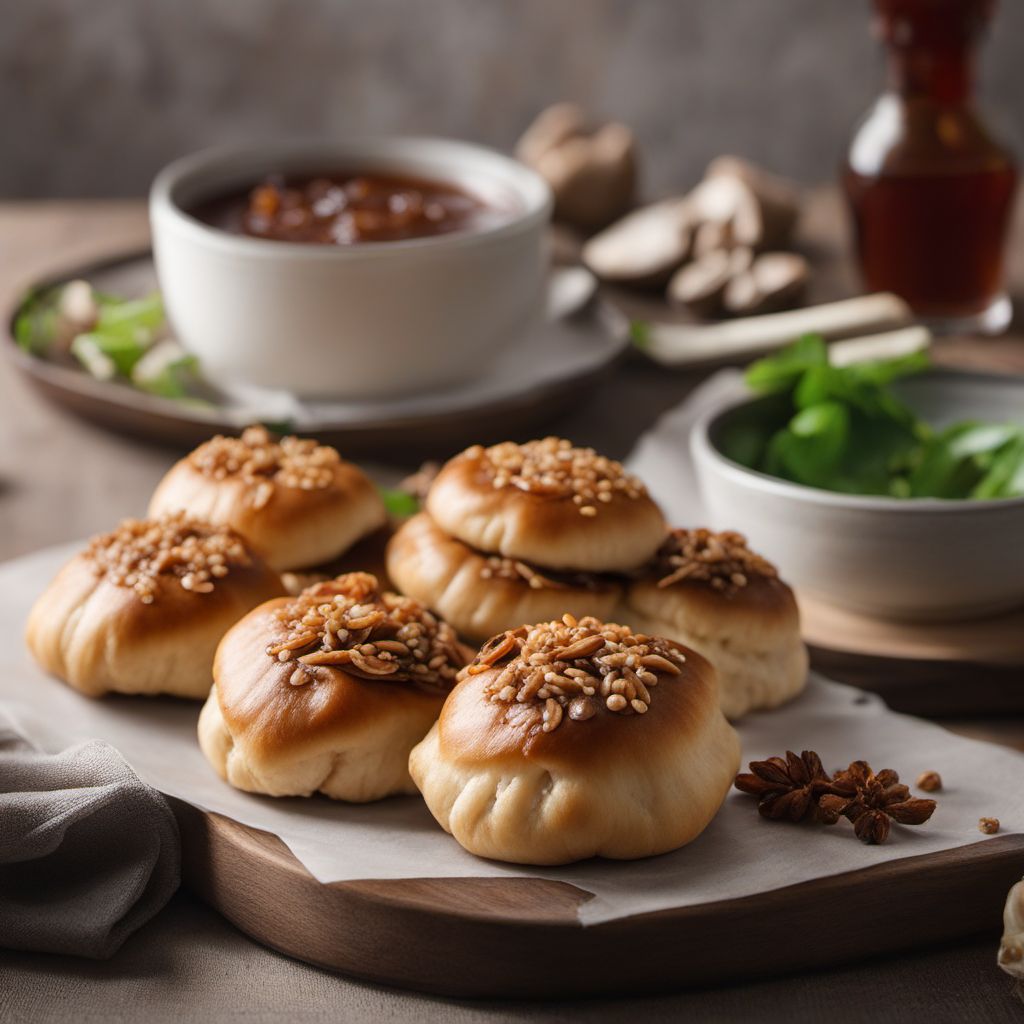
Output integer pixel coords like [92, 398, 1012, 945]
[477, 555, 614, 592]
[84, 512, 251, 605]
[462, 437, 647, 515]
[189, 426, 342, 506]
[916, 770, 942, 792]
[479, 556, 570, 590]
[648, 527, 778, 593]
[462, 614, 687, 730]
[267, 572, 464, 692]
[979, 816, 1001, 835]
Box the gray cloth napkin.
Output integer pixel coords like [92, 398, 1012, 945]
[0, 721, 181, 959]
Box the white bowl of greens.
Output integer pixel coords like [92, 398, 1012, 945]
[691, 336, 1024, 621]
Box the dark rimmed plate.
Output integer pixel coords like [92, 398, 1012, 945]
[5, 251, 628, 455]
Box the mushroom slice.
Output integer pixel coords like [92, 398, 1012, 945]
[582, 198, 694, 288]
[724, 252, 809, 316]
[667, 247, 752, 318]
[704, 156, 801, 251]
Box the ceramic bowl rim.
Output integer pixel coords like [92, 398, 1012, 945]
[150, 136, 553, 261]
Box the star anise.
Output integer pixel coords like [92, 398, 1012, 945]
[817, 760, 936, 845]
[734, 750, 832, 822]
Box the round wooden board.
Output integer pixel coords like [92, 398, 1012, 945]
[799, 595, 1024, 716]
[3, 251, 628, 458]
[172, 800, 1024, 999]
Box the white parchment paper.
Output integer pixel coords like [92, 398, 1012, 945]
[2, 541, 1022, 926]
[627, 367, 747, 526]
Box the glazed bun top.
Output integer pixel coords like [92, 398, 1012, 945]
[634, 527, 799, 625]
[214, 573, 467, 763]
[80, 510, 277, 607]
[425, 437, 666, 572]
[440, 614, 719, 766]
[149, 426, 387, 571]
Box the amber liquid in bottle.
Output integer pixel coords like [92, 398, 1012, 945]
[843, 0, 1017, 331]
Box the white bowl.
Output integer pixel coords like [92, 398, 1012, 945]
[150, 138, 552, 399]
[691, 370, 1024, 621]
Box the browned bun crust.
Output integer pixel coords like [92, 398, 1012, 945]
[149, 432, 387, 572]
[409, 636, 740, 864]
[199, 583, 464, 802]
[425, 440, 666, 572]
[281, 524, 394, 595]
[25, 550, 284, 700]
[385, 513, 622, 643]
[621, 530, 808, 719]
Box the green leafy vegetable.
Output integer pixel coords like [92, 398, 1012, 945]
[725, 336, 1024, 501]
[971, 435, 1024, 499]
[13, 282, 208, 406]
[96, 293, 164, 333]
[378, 488, 420, 519]
[14, 288, 63, 355]
[629, 320, 651, 351]
[744, 333, 828, 393]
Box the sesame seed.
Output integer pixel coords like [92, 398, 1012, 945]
[188, 426, 342, 506]
[466, 437, 648, 518]
[83, 512, 251, 604]
[651, 527, 778, 592]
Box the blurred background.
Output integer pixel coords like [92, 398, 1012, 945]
[6, 0, 1023, 199]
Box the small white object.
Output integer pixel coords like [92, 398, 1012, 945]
[829, 326, 932, 366]
[546, 266, 597, 321]
[58, 279, 99, 328]
[130, 339, 187, 385]
[70, 335, 116, 382]
[999, 877, 1024, 980]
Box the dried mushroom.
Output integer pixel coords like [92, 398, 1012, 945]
[580, 151, 805, 316]
[517, 103, 637, 230]
[582, 198, 694, 288]
[723, 251, 809, 316]
[668, 247, 752, 318]
[701, 155, 801, 252]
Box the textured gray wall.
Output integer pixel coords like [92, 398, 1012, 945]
[4, 0, 1023, 198]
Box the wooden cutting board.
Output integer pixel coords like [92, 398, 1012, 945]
[172, 801, 1024, 998]
[800, 596, 1024, 716]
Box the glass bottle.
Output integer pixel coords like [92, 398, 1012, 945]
[843, 0, 1017, 334]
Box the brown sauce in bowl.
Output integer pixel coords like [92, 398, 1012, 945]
[191, 172, 514, 245]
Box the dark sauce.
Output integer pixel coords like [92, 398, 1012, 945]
[191, 172, 514, 245]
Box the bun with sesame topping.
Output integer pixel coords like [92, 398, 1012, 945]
[621, 528, 808, 719]
[25, 513, 285, 699]
[424, 438, 666, 573]
[409, 615, 740, 864]
[149, 427, 387, 572]
[198, 573, 469, 802]
[385, 513, 623, 644]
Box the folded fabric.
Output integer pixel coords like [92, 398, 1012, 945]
[0, 719, 180, 958]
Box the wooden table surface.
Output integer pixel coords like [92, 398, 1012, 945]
[2, 195, 1024, 1019]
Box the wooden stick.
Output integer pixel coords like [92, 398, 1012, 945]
[639, 292, 914, 367]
